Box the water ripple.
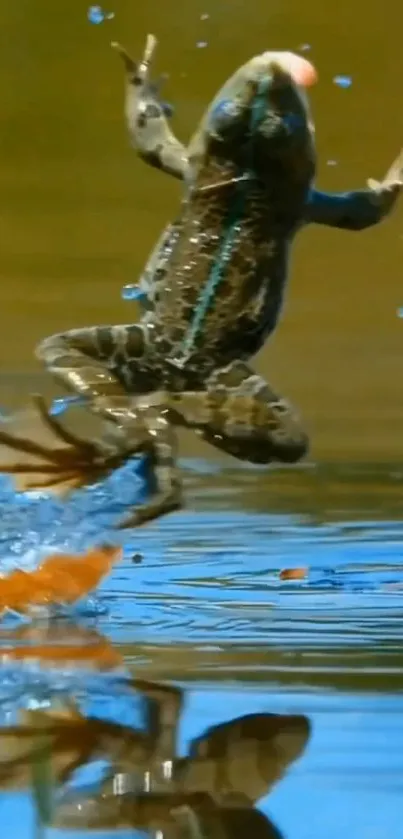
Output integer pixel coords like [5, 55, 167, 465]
[0, 462, 401, 671]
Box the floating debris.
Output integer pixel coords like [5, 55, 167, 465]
[196, 40, 209, 49]
[87, 5, 114, 24]
[333, 75, 352, 89]
[279, 567, 308, 581]
[121, 284, 147, 302]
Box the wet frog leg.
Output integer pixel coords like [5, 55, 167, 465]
[0, 325, 182, 527]
[305, 149, 403, 230]
[170, 361, 309, 465]
[112, 35, 188, 181]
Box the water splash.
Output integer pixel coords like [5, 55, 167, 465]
[87, 5, 114, 24]
[121, 284, 147, 303]
[0, 455, 147, 569]
[49, 396, 87, 417]
[333, 75, 352, 89]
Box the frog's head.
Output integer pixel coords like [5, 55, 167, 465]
[190, 51, 317, 188]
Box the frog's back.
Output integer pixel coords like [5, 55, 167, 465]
[147, 53, 316, 370]
[148, 167, 305, 366]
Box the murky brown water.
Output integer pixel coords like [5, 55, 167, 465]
[1, 0, 403, 461]
[0, 3, 403, 837]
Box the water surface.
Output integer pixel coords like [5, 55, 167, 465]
[0, 462, 402, 838]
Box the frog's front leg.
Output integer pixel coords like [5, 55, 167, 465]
[112, 34, 188, 181]
[305, 148, 403, 230]
[170, 362, 308, 465]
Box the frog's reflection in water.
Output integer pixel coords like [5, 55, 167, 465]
[0, 622, 310, 838]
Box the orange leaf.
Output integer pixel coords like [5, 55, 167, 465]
[0, 624, 123, 670]
[0, 544, 122, 614]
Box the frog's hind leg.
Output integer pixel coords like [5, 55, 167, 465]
[36, 324, 182, 525]
[114, 398, 182, 529]
[37, 325, 182, 525]
[171, 361, 309, 465]
[0, 325, 182, 526]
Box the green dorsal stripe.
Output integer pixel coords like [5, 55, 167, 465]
[169, 76, 270, 367]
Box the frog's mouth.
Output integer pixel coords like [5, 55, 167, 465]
[260, 51, 317, 89]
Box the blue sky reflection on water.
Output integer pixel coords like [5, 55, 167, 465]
[0, 461, 402, 838]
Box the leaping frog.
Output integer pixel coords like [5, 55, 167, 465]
[0, 35, 401, 527]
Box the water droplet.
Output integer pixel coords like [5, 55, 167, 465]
[200, 13, 210, 20]
[121, 284, 147, 302]
[298, 43, 311, 52]
[333, 75, 352, 89]
[326, 159, 338, 166]
[87, 5, 114, 24]
[397, 307, 403, 318]
[196, 41, 208, 49]
[49, 397, 86, 417]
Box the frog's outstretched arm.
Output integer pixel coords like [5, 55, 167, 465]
[305, 149, 403, 230]
[112, 35, 188, 180]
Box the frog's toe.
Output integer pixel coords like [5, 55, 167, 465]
[112, 34, 157, 84]
[110, 42, 136, 74]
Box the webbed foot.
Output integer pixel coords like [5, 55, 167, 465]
[0, 393, 183, 528]
[0, 394, 135, 492]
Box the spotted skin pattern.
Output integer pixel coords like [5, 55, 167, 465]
[1, 36, 402, 528]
